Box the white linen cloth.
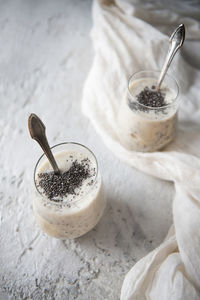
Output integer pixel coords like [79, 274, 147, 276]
[82, 0, 200, 299]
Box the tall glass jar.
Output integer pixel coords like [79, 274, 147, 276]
[33, 142, 105, 239]
[118, 70, 179, 152]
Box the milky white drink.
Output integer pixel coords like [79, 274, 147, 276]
[33, 143, 105, 239]
[118, 71, 179, 152]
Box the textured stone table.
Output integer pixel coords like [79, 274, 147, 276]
[0, 1, 174, 299]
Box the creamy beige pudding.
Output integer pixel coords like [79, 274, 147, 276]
[118, 71, 179, 152]
[33, 143, 105, 239]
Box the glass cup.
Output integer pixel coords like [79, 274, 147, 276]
[118, 70, 179, 152]
[33, 142, 106, 239]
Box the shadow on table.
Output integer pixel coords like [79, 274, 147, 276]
[76, 186, 173, 262]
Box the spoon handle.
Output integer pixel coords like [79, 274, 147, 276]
[157, 24, 185, 90]
[28, 114, 60, 175]
[157, 43, 177, 90]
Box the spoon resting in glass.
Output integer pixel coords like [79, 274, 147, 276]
[157, 24, 185, 91]
[28, 113, 60, 175]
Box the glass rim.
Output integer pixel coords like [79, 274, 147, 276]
[127, 70, 180, 110]
[34, 142, 99, 205]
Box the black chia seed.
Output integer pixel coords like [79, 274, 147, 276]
[136, 86, 166, 107]
[129, 86, 167, 113]
[37, 160, 91, 201]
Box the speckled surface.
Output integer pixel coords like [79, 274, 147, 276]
[0, 1, 174, 299]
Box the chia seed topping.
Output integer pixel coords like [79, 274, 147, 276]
[136, 86, 166, 107]
[128, 86, 167, 113]
[37, 160, 91, 201]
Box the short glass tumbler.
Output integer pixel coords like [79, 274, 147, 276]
[118, 70, 179, 152]
[33, 142, 105, 239]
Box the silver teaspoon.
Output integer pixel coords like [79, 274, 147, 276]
[157, 24, 185, 90]
[28, 113, 60, 175]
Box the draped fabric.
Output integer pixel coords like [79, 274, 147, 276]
[82, 1, 200, 299]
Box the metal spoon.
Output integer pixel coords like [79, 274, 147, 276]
[157, 24, 185, 90]
[28, 113, 60, 175]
